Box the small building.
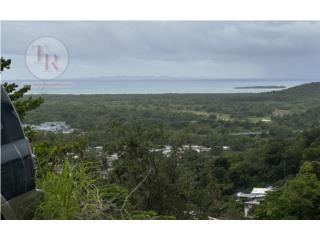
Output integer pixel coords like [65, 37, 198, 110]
[32, 121, 74, 133]
[94, 146, 103, 151]
[94, 146, 104, 156]
[162, 145, 172, 156]
[151, 144, 211, 157]
[107, 153, 119, 166]
[261, 119, 272, 123]
[237, 186, 273, 218]
[222, 146, 231, 151]
[182, 145, 211, 153]
[100, 153, 120, 179]
[199, 146, 211, 152]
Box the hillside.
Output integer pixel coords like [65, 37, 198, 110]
[260, 82, 320, 101]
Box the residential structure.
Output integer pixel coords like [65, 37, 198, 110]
[222, 146, 231, 151]
[31, 121, 74, 133]
[151, 145, 212, 156]
[237, 186, 273, 218]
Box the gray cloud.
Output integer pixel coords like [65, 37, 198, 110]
[1, 21, 320, 79]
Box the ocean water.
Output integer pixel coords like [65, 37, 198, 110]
[6, 78, 320, 94]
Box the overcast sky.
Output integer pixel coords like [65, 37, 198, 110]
[1, 21, 320, 80]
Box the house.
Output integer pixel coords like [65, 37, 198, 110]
[100, 153, 119, 179]
[94, 146, 104, 156]
[222, 146, 231, 151]
[237, 186, 273, 218]
[107, 153, 119, 166]
[182, 145, 211, 153]
[261, 119, 272, 122]
[151, 144, 211, 157]
[32, 121, 74, 133]
[94, 146, 103, 151]
[162, 145, 172, 156]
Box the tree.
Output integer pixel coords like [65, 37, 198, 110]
[1, 57, 11, 71]
[254, 161, 320, 220]
[1, 57, 44, 120]
[1, 82, 44, 121]
[1, 57, 44, 140]
[1, 57, 173, 220]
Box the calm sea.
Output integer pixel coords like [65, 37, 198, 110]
[6, 78, 320, 94]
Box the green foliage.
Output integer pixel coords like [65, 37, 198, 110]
[1, 58, 44, 141]
[33, 136, 88, 179]
[1, 58, 44, 121]
[106, 122, 231, 219]
[34, 160, 128, 219]
[4, 59, 320, 220]
[23, 82, 320, 219]
[108, 123, 187, 217]
[32, 133, 171, 220]
[2, 58, 172, 220]
[2, 82, 44, 121]
[254, 161, 320, 220]
[1, 57, 11, 71]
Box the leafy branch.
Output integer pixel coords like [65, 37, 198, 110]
[119, 168, 152, 218]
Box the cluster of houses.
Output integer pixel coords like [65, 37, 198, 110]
[94, 144, 231, 179]
[26, 121, 74, 134]
[150, 145, 211, 156]
[94, 146, 118, 160]
[150, 144, 230, 156]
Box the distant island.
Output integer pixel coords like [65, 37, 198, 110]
[235, 85, 286, 89]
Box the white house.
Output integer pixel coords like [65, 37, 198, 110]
[237, 186, 273, 218]
[33, 121, 74, 133]
[261, 119, 272, 123]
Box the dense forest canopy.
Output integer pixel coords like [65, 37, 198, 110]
[17, 82, 320, 219]
[2, 55, 320, 220]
